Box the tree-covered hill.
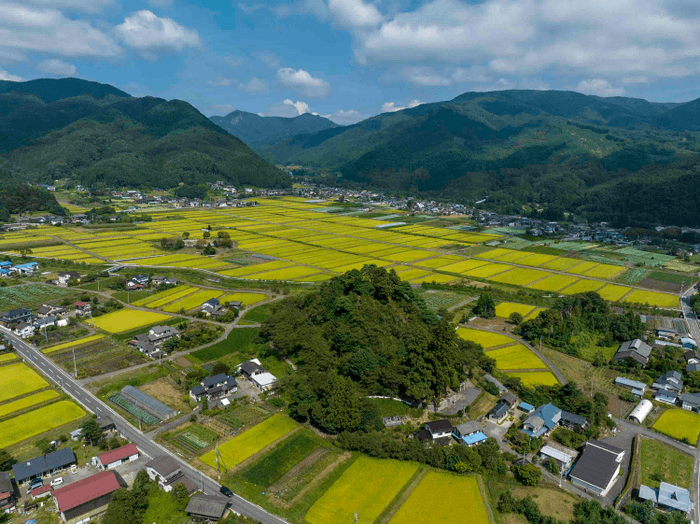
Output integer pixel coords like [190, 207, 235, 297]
[209, 110, 338, 150]
[259, 89, 700, 227]
[259, 265, 492, 433]
[0, 78, 290, 189]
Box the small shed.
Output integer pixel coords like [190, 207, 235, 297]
[629, 399, 653, 424]
[185, 494, 229, 521]
[518, 402, 535, 414]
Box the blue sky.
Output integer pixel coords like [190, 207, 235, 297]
[2, 0, 700, 125]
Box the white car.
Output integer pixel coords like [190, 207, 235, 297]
[50, 477, 64, 487]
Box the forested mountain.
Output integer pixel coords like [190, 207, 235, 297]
[0, 78, 290, 189]
[209, 110, 338, 150]
[260, 89, 700, 227]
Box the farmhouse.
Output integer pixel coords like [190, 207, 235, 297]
[185, 494, 229, 522]
[680, 392, 700, 412]
[148, 325, 179, 343]
[422, 420, 453, 445]
[539, 442, 579, 470]
[611, 339, 652, 366]
[145, 456, 197, 494]
[487, 402, 510, 423]
[569, 440, 625, 496]
[238, 358, 278, 391]
[452, 421, 487, 447]
[652, 370, 683, 392]
[94, 443, 139, 470]
[189, 373, 238, 402]
[53, 470, 120, 523]
[12, 448, 77, 484]
[2, 307, 31, 323]
[638, 482, 691, 514]
[654, 389, 679, 405]
[11, 262, 39, 275]
[73, 302, 91, 316]
[37, 304, 66, 318]
[0, 471, 14, 510]
[614, 377, 647, 397]
[14, 322, 35, 338]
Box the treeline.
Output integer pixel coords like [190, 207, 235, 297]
[0, 182, 66, 221]
[518, 292, 643, 357]
[260, 266, 493, 433]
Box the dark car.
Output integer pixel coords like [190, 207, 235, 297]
[220, 485, 233, 497]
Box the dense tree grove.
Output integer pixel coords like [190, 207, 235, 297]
[260, 266, 493, 432]
[519, 292, 643, 356]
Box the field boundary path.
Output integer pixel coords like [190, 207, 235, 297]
[460, 324, 567, 385]
[4, 327, 291, 524]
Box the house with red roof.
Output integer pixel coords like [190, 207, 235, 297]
[52, 471, 120, 523]
[30, 484, 52, 500]
[94, 443, 139, 471]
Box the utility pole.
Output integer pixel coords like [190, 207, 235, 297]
[72, 348, 77, 378]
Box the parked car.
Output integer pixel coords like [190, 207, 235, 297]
[50, 477, 64, 487]
[220, 485, 233, 497]
[28, 479, 43, 490]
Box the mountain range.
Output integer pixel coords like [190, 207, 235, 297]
[219, 89, 700, 227]
[0, 78, 290, 190]
[210, 110, 337, 150]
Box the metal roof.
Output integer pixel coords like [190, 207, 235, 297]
[185, 494, 229, 519]
[12, 448, 76, 483]
[615, 377, 647, 390]
[569, 443, 620, 490]
[463, 432, 487, 445]
[658, 482, 691, 513]
[97, 443, 138, 466]
[540, 445, 577, 464]
[638, 485, 657, 503]
[53, 471, 120, 512]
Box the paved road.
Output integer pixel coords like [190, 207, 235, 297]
[5, 329, 289, 524]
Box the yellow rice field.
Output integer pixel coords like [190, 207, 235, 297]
[0, 363, 49, 403]
[507, 371, 559, 386]
[559, 279, 605, 295]
[218, 292, 267, 307]
[495, 302, 536, 319]
[162, 290, 222, 312]
[0, 390, 59, 418]
[0, 401, 86, 448]
[527, 274, 579, 292]
[597, 284, 632, 302]
[457, 328, 514, 348]
[43, 334, 105, 354]
[486, 344, 547, 370]
[623, 290, 678, 309]
[87, 309, 171, 333]
[489, 267, 549, 286]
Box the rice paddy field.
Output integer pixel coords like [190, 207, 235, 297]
[486, 344, 547, 370]
[305, 457, 419, 524]
[495, 302, 536, 319]
[87, 309, 171, 333]
[0, 362, 49, 402]
[0, 390, 59, 418]
[652, 410, 700, 445]
[200, 414, 297, 469]
[388, 472, 489, 524]
[0, 199, 682, 311]
[507, 371, 559, 386]
[0, 400, 86, 448]
[456, 328, 514, 348]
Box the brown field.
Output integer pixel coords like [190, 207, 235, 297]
[139, 378, 190, 412]
[638, 278, 682, 294]
[50, 340, 149, 378]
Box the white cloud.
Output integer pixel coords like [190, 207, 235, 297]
[207, 77, 231, 87]
[0, 70, 24, 82]
[264, 99, 312, 117]
[401, 66, 450, 86]
[38, 58, 76, 76]
[277, 67, 330, 97]
[239, 77, 267, 93]
[352, 0, 700, 83]
[381, 99, 421, 112]
[0, 3, 121, 59]
[576, 79, 626, 96]
[252, 50, 281, 68]
[327, 0, 382, 29]
[25, 0, 115, 13]
[322, 109, 366, 125]
[115, 10, 200, 58]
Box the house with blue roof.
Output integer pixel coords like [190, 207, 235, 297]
[639, 482, 691, 514]
[453, 421, 487, 447]
[11, 262, 38, 275]
[522, 403, 561, 437]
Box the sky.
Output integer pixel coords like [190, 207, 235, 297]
[2, 0, 700, 125]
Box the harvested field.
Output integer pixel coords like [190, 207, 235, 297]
[637, 278, 682, 294]
[140, 378, 189, 412]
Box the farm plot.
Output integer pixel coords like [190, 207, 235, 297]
[463, 263, 513, 278]
[583, 264, 625, 279]
[507, 371, 559, 386]
[162, 290, 222, 312]
[653, 410, 700, 445]
[200, 414, 297, 469]
[42, 334, 105, 354]
[432, 259, 487, 274]
[0, 353, 17, 363]
[486, 345, 547, 370]
[527, 274, 578, 292]
[216, 404, 269, 430]
[142, 286, 198, 309]
[0, 390, 59, 418]
[218, 293, 267, 307]
[495, 302, 536, 319]
[132, 285, 194, 307]
[559, 279, 605, 294]
[169, 425, 219, 453]
[597, 285, 631, 302]
[388, 471, 489, 524]
[0, 284, 76, 311]
[489, 267, 549, 286]
[541, 257, 586, 271]
[244, 266, 320, 281]
[109, 393, 159, 425]
[306, 456, 419, 524]
[0, 363, 48, 402]
[639, 438, 694, 489]
[623, 290, 679, 309]
[409, 273, 456, 284]
[88, 309, 171, 333]
[242, 432, 319, 487]
[0, 401, 85, 448]
[457, 328, 514, 348]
